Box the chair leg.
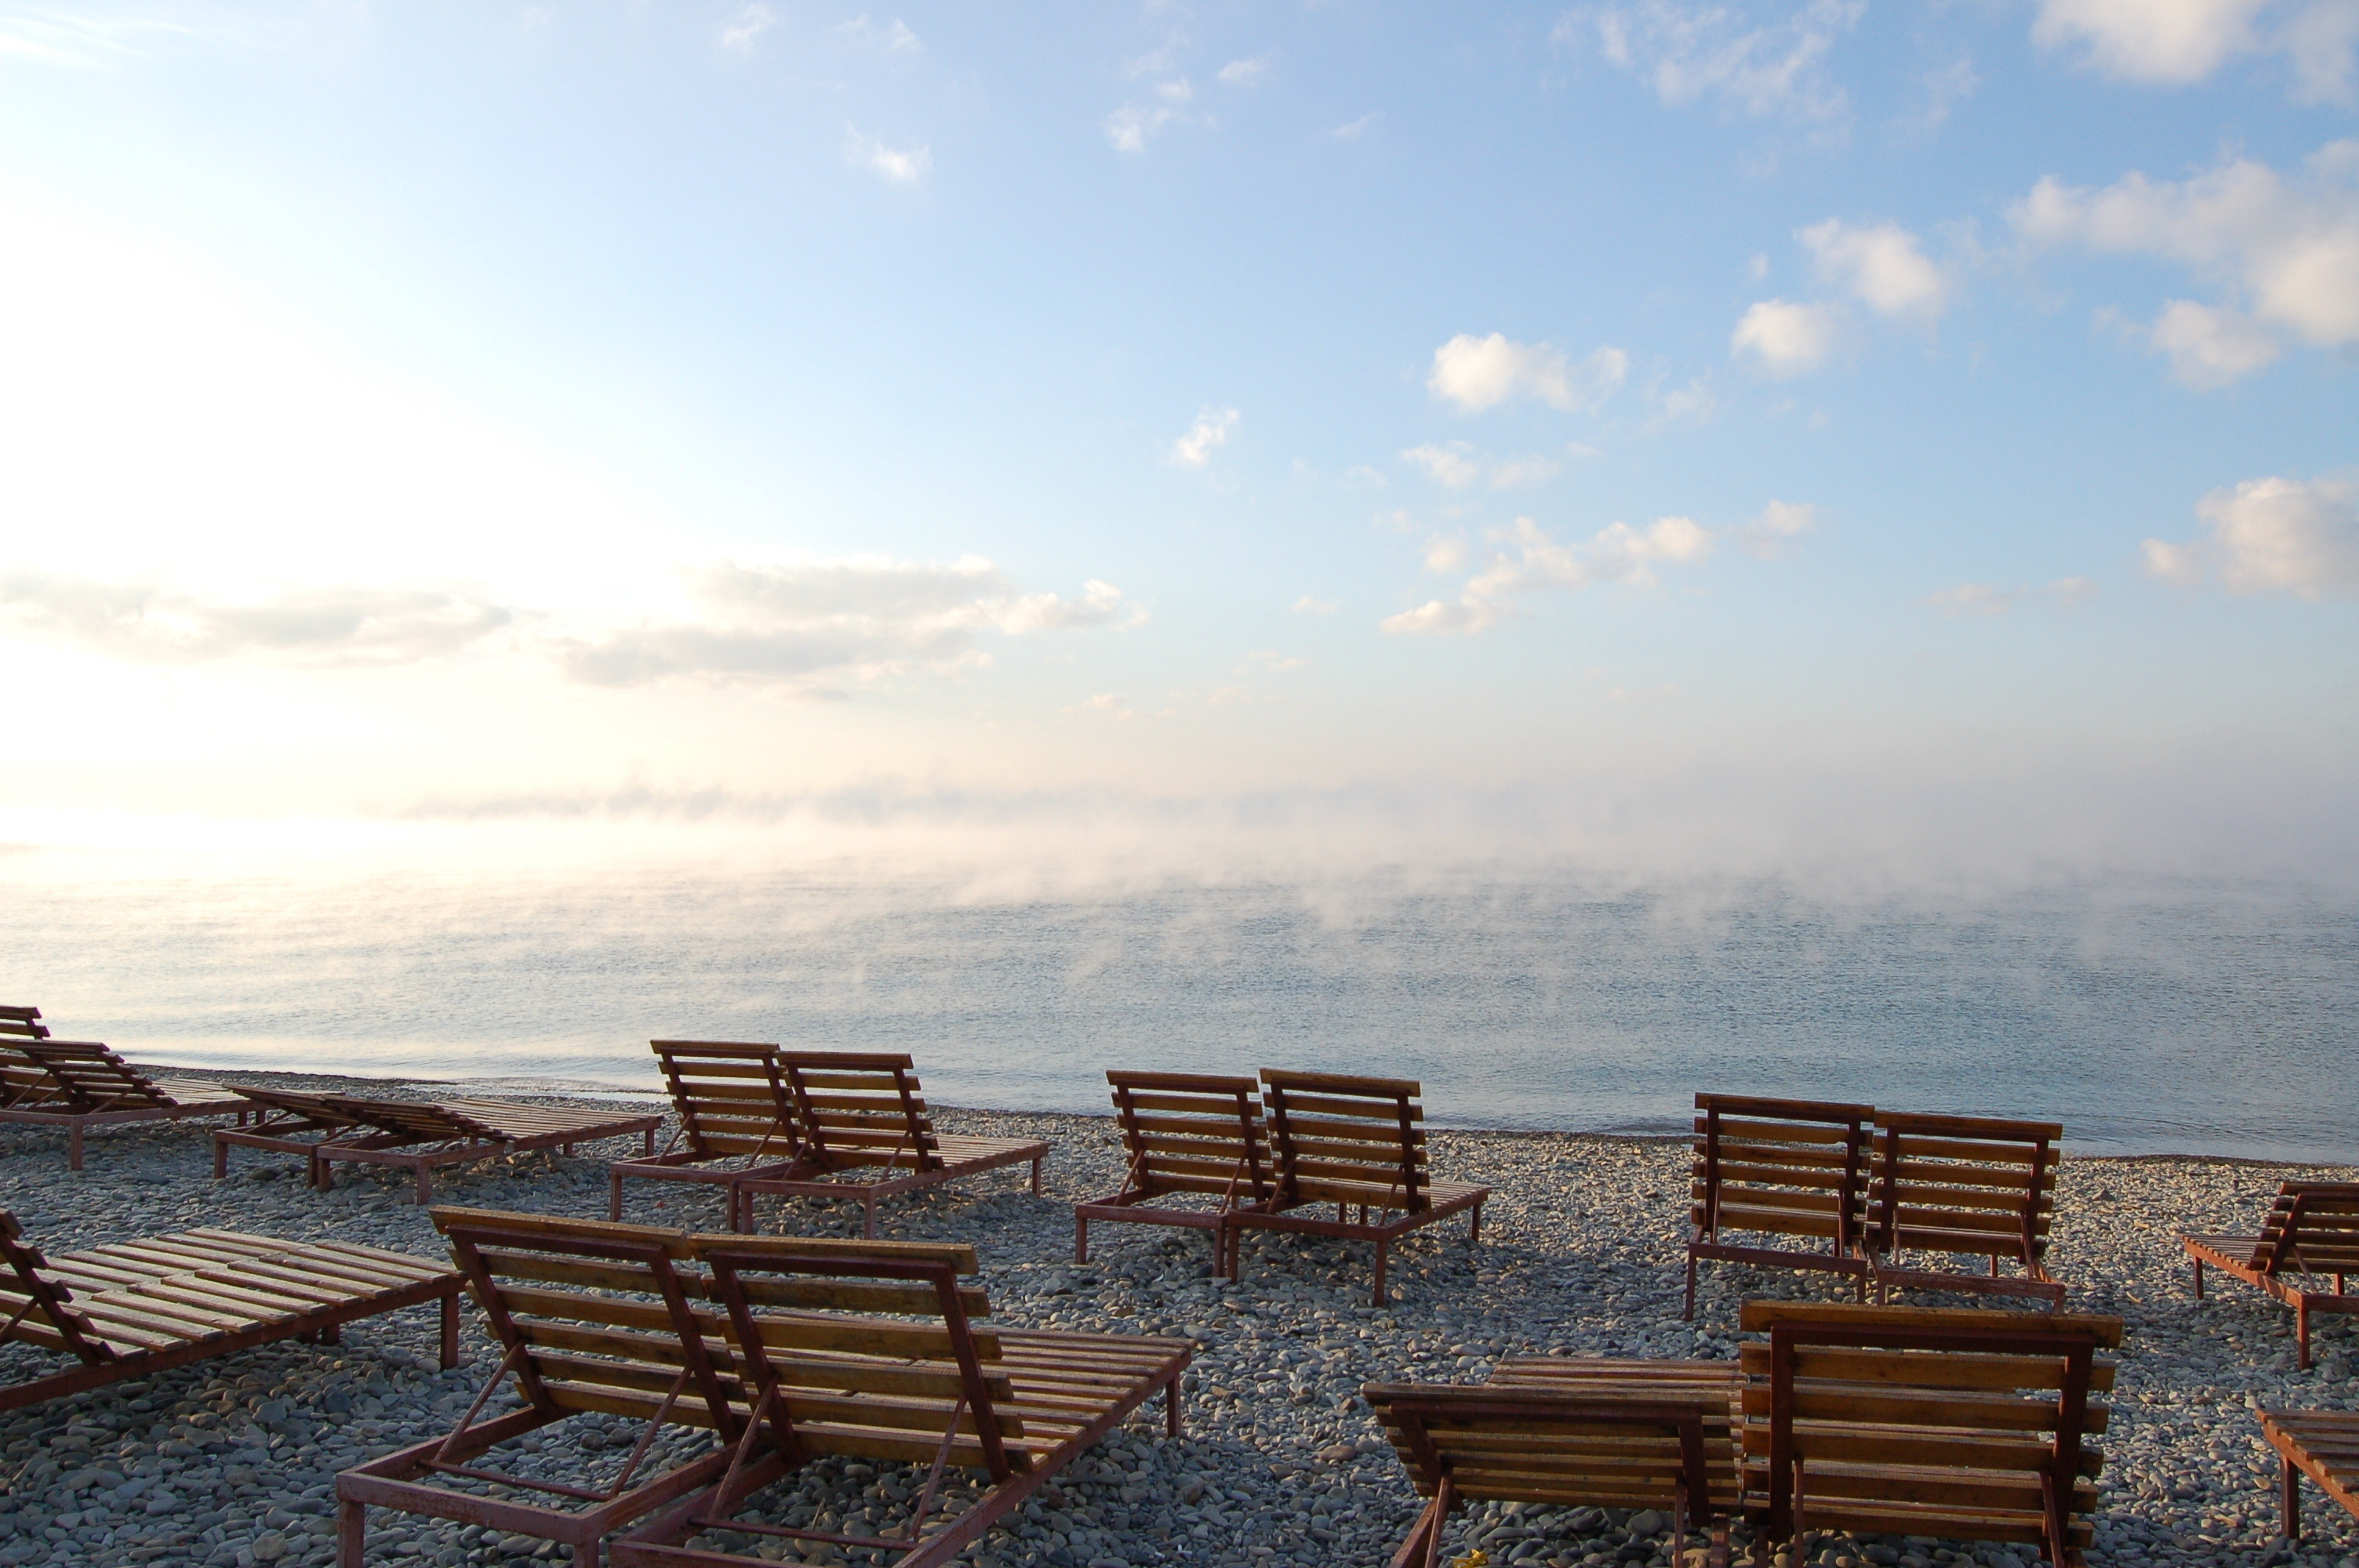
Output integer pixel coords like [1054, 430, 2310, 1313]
[1031, 1155, 1043, 1195]
[1166, 1372, 1183, 1437]
[609, 1170, 624, 1222]
[1683, 1251, 1699, 1321]
[440, 1293, 461, 1369]
[1075, 1214, 1089, 1265]
[2282, 1454, 2303, 1541]
[214, 1139, 228, 1179]
[1372, 1237, 1390, 1307]
[863, 1193, 879, 1240]
[67, 1124, 82, 1171]
[2297, 1298, 2313, 1370]
[337, 1497, 365, 1568]
[1470, 1200, 1482, 1246]
[416, 1166, 433, 1205]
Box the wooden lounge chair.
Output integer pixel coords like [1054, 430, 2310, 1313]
[2183, 1181, 2359, 1369]
[1230, 1069, 1488, 1307]
[1074, 1070, 1272, 1276]
[1737, 1301, 2121, 1568]
[1864, 1111, 2067, 1307]
[0, 1004, 49, 1039]
[0, 1208, 461, 1414]
[0, 1039, 253, 1168]
[607, 1041, 804, 1227]
[609, 1229, 1193, 1567]
[732, 1052, 1049, 1239]
[1367, 1359, 1741, 1568]
[2257, 1409, 2359, 1548]
[305, 1094, 665, 1202]
[1685, 1094, 1874, 1319]
[212, 1084, 371, 1185]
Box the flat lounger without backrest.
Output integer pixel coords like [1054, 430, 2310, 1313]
[1231, 1069, 1488, 1307]
[309, 1094, 664, 1203]
[1865, 1111, 2067, 1307]
[0, 1208, 462, 1414]
[609, 1230, 1192, 1568]
[0, 1039, 253, 1169]
[608, 1041, 804, 1228]
[1685, 1093, 1874, 1319]
[2183, 1182, 2359, 1370]
[1368, 1358, 1741, 1568]
[1738, 1301, 2121, 1568]
[732, 1052, 1048, 1239]
[1074, 1070, 1273, 1277]
[2259, 1409, 2359, 1547]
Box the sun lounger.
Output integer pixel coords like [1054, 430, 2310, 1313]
[301, 1094, 664, 1202]
[0, 1005, 49, 1039]
[2183, 1181, 2359, 1369]
[1368, 1358, 1741, 1568]
[731, 1052, 1049, 1238]
[1230, 1069, 1488, 1307]
[0, 1039, 253, 1169]
[1074, 1070, 1272, 1276]
[1685, 1094, 1874, 1319]
[211, 1084, 372, 1185]
[0, 1007, 57, 1109]
[609, 1229, 1193, 1567]
[0, 1208, 461, 1414]
[2258, 1409, 2359, 1547]
[1864, 1111, 2067, 1307]
[607, 1041, 804, 1227]
[1737, 1300, 2121, 1568]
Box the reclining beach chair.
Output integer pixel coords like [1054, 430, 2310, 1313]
[732, 1052, 1049, 1238]
[1231, 1069, 1488, 1307]
[2183, 1181, 2359, 1369]
[608, 1041, 803, 1227]
[1863, 1111, 2067, 1307]
[0, 1004, 49, 1039]
[1367, 1359, 1740, 1568]
[219, 1087, 663, 1201]
[0, 1038, 253, 1169]
[2257, 1409, 2359, 1548]
[610, 1229, 1192, 1567]
[1737, 1301, 2121, 1568]
[1074, 1070, 1272, 1276]
[1685, 1094, 1874, 1319]
[0, 1007, 58, 1108]
[0, 1208, 461, 1414]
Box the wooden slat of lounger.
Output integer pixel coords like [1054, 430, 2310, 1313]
[736, 1309, 1004, 1363]
[935, 1134, 1047, 1163]
[438, 1100, 656, 1137]
[2263, 1410, 2359, 1526]
[1696, 1116, 1862, 1147]
[1278, 1094, 1423, 1124]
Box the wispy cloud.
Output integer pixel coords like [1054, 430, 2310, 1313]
[1732, 499, 1818, 558]
[0, 574, 514, 664]
[1400, 441, 1564, 491]
[1334, 112, 1380, 139]
[0, 6, 202, 67]
[844, 125, 932, 183]
[1292, 596, 1339, 615]
[1105, 78, 1196, 152]
[1169, 408, 1239, 468]
[1217, 55, 1270, 85]
[1427, 334, 1628, 413]
[1925, 582, 2021, 616]
[1730, 298, 1840, 376]
[1565, 0, 1866, 125]
[1383, 514, 1716, 634]
[2143, 475, 2359, 597]
[719, 2, 774, 54]
[835, 14, 921, 55]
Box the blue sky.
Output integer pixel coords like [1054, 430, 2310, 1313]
[1, 0, 2354, 880]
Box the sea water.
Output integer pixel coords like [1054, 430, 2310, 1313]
[2, 842, 2352, 1162]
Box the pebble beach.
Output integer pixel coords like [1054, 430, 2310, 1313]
[1, 1071, 2353, 1568]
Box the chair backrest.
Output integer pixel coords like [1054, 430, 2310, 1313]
[1367, 1381, 1739, 1526]
[13, 1040, 175, 1112]
[1692, 1094, 1874, 1254]
[321, 1096, 492, 1142]
[0, 1007, 49, 1040]
[776, 1051, 941, 1173]
[229, 1084, 358, 1123]
[1738, 1301, 2120, 1557]
[689, 1232, 1023, 1481]
[429, 1207, 745, 1435]
[1106, 1070, 1270, 1207]
[1868, 1111, 2061, 1266]
[2252, 1182, 2359, 1275]
[1260, 1069, 1431, 1214]
[650, 1040, 798, 1161]
[0, 1210, 111, 1366]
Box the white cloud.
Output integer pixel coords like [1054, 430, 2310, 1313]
[720, 3, 774, 53]
[1401, 441, 1564, 491]
[844, 126, 932, 183]
[1730, 298, 1839, 376]
[1105, 78, 1195, 153]
[1291, 597, 1339, 615]
[1217, 56, 1270, 85]
[1799, 219, 1949, 319]
[2048, 575, 2101, 607]
[2029, 0, 2357, 97]
[1732, 499, 1818, 558]
[1925, 583, 2021, 616]
[1427, 334, 1628, 412]
[2142, 475, 2359, 597]
[0, 574, 514, 664]
[2012, 143, 2359, 372]
[1424, 535, 1470, 573]
[1169, 408, 1239, 468]
[2143, 299, 2284, 387]
[836, 15, 921, 55]
[1653, 375, 1718, 425]
[561, 558, 1136, 690]
[1383, 514, 1715, 635]
[1335, 112, 1379, 139]
[1569, 0, 1865, 123]
[1911, 56, 1981, 130]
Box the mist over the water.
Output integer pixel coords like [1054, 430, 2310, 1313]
[3, 819, 2352, 1163]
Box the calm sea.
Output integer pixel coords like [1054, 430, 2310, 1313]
[3, 844, 2353, 1162]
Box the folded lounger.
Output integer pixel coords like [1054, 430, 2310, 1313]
[2183, 1181, 2359, 1369]
[607, 1041, 805, 1227]
[1685, 1094, 1875, 1319]
[1737, 1301, 2121, 1568]
[336, 1210, 1190, 1568]
[1366, 1357, 1742, 1568]
[2258, 1408, 2359, 1548]
[0, 1038, 253, 1170]
[1863, 1111, 2068, 1307]
[1073, 1069, 1274, 1277]
[732, 1052, 1049, 1239]
[1230, 1069, 1488, 1307]
[0, 1208, 462, 1414]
